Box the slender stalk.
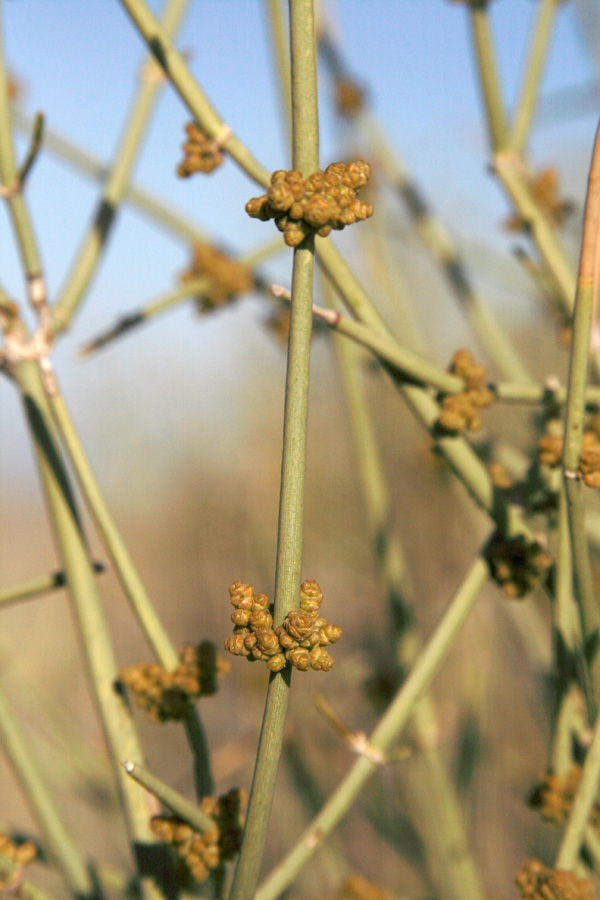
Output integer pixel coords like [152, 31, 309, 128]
[118, 0, 270, 188]
[0, 1, 43, 303]
[0, 563, 103, 609]
[555, 707, 600, 869]
[122, 762, 215, 832]
[563, 116, 600, 706]
[229, 5, 318, 899]
[493, 382, 600, 406]
[52, 0, 192, 336]
[265, 0, 292, 142]
[468, 2, 508, 152]
[255, 555, 490, 900]
[45, 372, 213, 798]
[14, 360, 164, 900]
[509, 0, 561, 156]
[0, 683, 94, 898]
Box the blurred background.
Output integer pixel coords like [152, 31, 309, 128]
[2, 1, 600, 898]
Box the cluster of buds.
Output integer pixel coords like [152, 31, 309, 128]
[334, 78, 365, 117]
[485, 532, 552, 599]
[119, 641, 229, 722]
[538, 414, 600, 488]
[177, 122, 225, 177]
[437, 349, 494, 433]
[151, 788, 245, 884]
[225, 580, 342, 673]
[245, 162, 373, 247]
[0, 834, 36, 890]
[337, 873, 395, 900]
[515, 858, 595, 900]
[506, 167, 573, 232]
[180, 241, 253, 312]
[488, 461, 514, 490]
[529, 767, 595, 826]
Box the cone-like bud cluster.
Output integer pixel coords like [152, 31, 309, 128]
[337, 873, 395, 900]
[245, 162, 373, 247]
[225, 579, 342, 672]
[151, 788, 245, 884]
[437, 349, 494, 433]
[119, 641, 229, 722]
[0, 834, 36, 871]
[488, 461, 514, 490]
[181, 241, 253, 312]
[177, 122, 224, 177]
[334, 79, 365, 117]
[485, 532, 551, 599]
[538, 414, 600, 488]
[515, 858, 595, 900]
[506, 167, 573, 232]
[529, 766, 600, 829]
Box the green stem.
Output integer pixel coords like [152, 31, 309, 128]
[45, 373, 213, 798]
[0, 1, 43, 302]
[0, 682, 94, 898]
[122, 762, 215, 832]
[555, 707, 600, 869]
[229, 4, 318, 899]
[255, 555, 490, 900]
[118, 0, 270, 188]
[0, 564, 103, 609]
[468, 2, 508, 152]
[563, 116, 600, 708]
[14, 360, 164, 900]
[52, 0, 192, 336]
[508, 0, 560, 156]
[493, 382, 600, 406]
[265, 0, 292, 143]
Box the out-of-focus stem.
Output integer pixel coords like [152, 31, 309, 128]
[0, 563, 103, 609]
[555, 706, 600, 869]
[255, 555, 490, 900]
[52, 0, 192, 336]
[468, 2, 508, 152]
[509, 0, 561, 156]
[0, 683, 94, 898]
[229, 5, 318, 900]
[563, 116, 600, 707]
[265, 0, 292, 141]
[14, 360, 164, 900]
[45, 372, 213, 798]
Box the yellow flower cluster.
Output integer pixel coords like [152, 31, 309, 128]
[485, 532, 551, 599]
[516, 858, 595, 900]
[119, 641, 229, 722]
[225, 580, 342, 673]
[180, 241, 253, 312]
[177, 122, 224, 177]
[151, 788, 245, 884]
[505, 167, 573, 232]
[245, 162, 373, 247]
[0, 834, 36, 891]
[437, 349, 494, 433]
[538, 414, 600, 489]
[529, 766, 600, 828]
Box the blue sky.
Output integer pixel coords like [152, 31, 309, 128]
[0, 0, 599, 494]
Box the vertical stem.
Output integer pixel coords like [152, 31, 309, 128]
[0, 0, 43, 300]
[555, 707, 600, 869]
[52, 0, 191, 335]
[468, 2, 508, 152]
[563, 115, 600, 707]
[509, 0, 560, 156]
[229, 4, 318, 900]
[0, 683, 94, 898]
[13, 361, 165, 900]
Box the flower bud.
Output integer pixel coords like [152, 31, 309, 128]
[284, 609, 317, 641]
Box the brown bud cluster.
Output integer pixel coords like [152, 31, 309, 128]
[225, 579, 342, 673]
[177, 122, 224, 177]
[119, 641, 229, 722]
[485, 532, 551, 599]
[0, 834, 36, 873]
[506, 167, 573, 232]
[488, 461, 514, 490]
[515, 858, 595, 900]
[334, 78, 365, 117]
[337, 873, 395, 900]
[538, 416, 600, 489]
[151, 788, 245, 884]
[180, 241, 253, 312]
[529, 766, 600, 829]
[245, 162, 373, 247]
[437, 349, 494, 433]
